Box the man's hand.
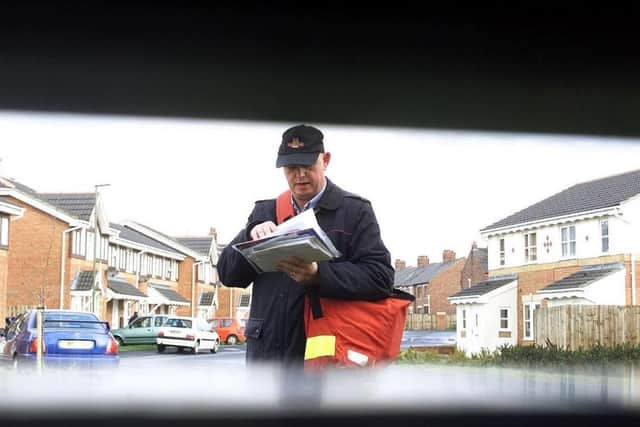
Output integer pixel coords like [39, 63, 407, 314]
[276, 256, 319, 285]
[250, 221, 277, 240]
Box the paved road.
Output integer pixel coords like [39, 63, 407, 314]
[118, 344, 247, 368]
[118, 330, 457, 368]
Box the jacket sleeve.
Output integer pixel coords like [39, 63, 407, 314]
[217, 228, 257, 289]
[316, 201, 394, 300]
[217, 201, 275, 288]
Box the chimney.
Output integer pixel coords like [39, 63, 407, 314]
[209, 227, 218, 241]
[443, 250, 456, 263]
[417, 255, 430, 267]
[395, 259, 406, 271]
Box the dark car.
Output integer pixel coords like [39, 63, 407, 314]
[0, 309, 119, 369]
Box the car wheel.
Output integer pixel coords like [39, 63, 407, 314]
[157, 344, 165, 353]
[193, 340, 200, 354]
[11, 354, 18, 370]
[226, 335, 238, 345]
[115, 336, 124, 346]
[210, 339, 219, 354]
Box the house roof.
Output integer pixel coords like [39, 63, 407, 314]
[71, 271, 95, 291]
[199, 292, 215, 306]
[482, 169, 640, 231]
[449, 276, 516, 299]
[111, 223, 180, 254]
[0, 177, 93, 223]
[39, 193, 95, 221]
[147, 283, 189, 304]
[176, 237, 213, 256]
[108, 277, 147, 298]
[539, 263, 624, 293]
[394, 260, 459, 288]
[0, 177, 38, 194]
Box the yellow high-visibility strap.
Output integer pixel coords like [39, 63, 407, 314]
[304, 335, 336, 360]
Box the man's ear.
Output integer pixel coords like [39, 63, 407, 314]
[322, 152, 331, 168]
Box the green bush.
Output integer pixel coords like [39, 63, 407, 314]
[395, 342, 640, 366]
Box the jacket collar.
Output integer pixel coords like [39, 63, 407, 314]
[316, 178, 343, 211]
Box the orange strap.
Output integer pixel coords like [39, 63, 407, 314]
[276, 190, 295, 225]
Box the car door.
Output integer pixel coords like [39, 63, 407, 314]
[149, 315, 167, 342]
[196, 318, 216, 349]
[125, 316, 154, 344]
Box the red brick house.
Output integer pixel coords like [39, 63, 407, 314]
[0, 197, 25, 323]
[394, 250, 466, 316]
[176, 230, 251, 322]
[0, 176, 221, 327]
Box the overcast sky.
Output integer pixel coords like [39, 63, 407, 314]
[2, 110, 640, 266]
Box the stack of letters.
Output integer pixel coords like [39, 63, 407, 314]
[232, 209, 341, 273]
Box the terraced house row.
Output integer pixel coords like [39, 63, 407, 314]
[0, 176, 250, 328]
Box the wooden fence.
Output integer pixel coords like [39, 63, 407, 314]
[405, 313, 456, 330]
[535, 305, 640, 350]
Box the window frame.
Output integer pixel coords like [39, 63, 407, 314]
[524, 232, 537, 262]
[499, 238, 505, 266]
[523, 302, 540, 340]
[0, 215, 9, 247]
[600, 219, 609, 253]
[499, 307, 509, 330]
[461, 309, 467, 330]
[561, 225, 576, 258]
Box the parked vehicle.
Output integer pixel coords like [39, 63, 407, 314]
[208, 317, 246, 345]
[0, 309, 119, 369]
[111, 314, 168, 345]
[156, 316, 220, 354]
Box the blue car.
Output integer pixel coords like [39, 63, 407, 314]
[0, 309, 119, 369]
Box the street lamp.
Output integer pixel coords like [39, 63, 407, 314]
[91, 183, 110, 314]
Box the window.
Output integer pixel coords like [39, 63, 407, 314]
[86, 231, 95, 260]
[424, 295, 430, 315]
[601, 220, 609, 253]
[238, 294, 251, 307]
[461, 309, 467, 329]
[146, 254, 153, 276]
[0, 216, 9, 247]
[71, 229, 87, 257]
[475, 313, 479, 328]
[524, 232, 537, 262]
[118, 247, 126, 270]
[499, 238, 505, 266]
[154, 256, 162, 277]
[561, 225, 576, 257]
[100, 235, 109, 261]
[108, 245, 117, 267]
[523, 303, 540, 340]
[171, 260, 178, 281]
[499, 308, 509, 330]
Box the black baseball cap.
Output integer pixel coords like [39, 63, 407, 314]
[276, 124, 325, 168]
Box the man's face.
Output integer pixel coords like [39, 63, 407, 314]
[283, 152, 331, 204]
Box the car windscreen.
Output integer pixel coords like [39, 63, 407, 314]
[40, 312, 107, 331]
[164, 318, 192, 328]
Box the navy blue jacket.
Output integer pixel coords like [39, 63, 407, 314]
[217, 179, 394, 367]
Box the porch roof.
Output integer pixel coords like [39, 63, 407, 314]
[538, 263, 624, 293]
